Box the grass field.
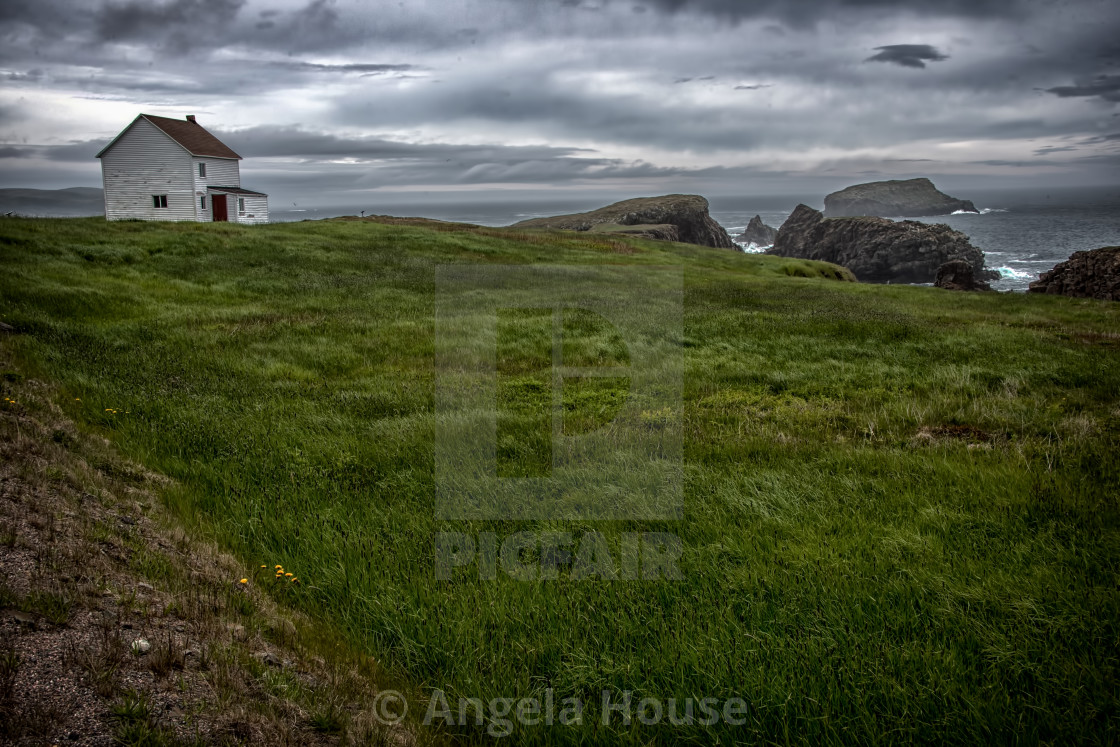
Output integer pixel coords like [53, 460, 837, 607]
[1, 216, 1118, 744]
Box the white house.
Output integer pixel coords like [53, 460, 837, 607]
[96, 114, 268, 224]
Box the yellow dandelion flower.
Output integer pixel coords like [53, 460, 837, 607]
[239, 578, 248, 584]
[290, 577, 298, 583]
[260, 565, 267, 569]
[285, 572, 293, 577]
[275, 565, 283, 569]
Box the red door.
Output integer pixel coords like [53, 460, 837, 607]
[212, 194, 228, 222]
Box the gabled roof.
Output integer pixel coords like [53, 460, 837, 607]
[96, 114, 242, 160]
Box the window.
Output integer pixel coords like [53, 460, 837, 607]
[198, 163, 206, 177]
[200, 196, 207, 210]
[238, 198, 245, 212]
[152, 195, 168, 208]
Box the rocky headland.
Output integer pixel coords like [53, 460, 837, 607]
[737, 215, 778, 247]
[1028, 247, 1120, 301]
[511, 194, 736, 249]
[768, 204, 994, 284]
[823, 178, 978, 218]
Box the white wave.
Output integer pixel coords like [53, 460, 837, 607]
[952, 207, 1007, 215]
[995, 266, 1034, 280]
[735, 240, 770, 254]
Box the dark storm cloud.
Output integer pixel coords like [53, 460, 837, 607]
[212, 126, 595, 162]
[95, 0, 246, 54]
[7, 124, 745, 190]
[1034, 145, 1078, 155]
[630, 0, 1033, 26]
[6, 70, 45, 82]
[864, 45, 949, 69]
[0, 0, 376, 58]
[1046, 75, 1120, 103]
[268, 62, 419, 75]
[2, 0, 1120, 193]
[0, 139, 111, 162]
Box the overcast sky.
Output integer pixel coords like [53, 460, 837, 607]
[2, 0, 1118, 207]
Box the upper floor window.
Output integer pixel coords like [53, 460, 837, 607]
[152, 195, 168, 208]
[198, 163, 206, 177]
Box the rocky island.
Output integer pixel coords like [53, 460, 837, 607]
[737, 215, 778, 247]
[823, 178, 978, 218]
[511, 194, 736, 249]
[768, 204, 994, 284]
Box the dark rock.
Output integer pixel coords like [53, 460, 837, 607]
[1028, 246, 1120, 301]
[0, 322, 14, 333]
[511, 194, 735, 249]
[769, 204, 994, 284]
[823, 178, 978, 218]
[935, 260, 992, 291]
[736, 215, 778, 247]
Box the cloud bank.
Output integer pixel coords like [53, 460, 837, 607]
[0, 0, 1117, 201]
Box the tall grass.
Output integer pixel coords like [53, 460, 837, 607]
[1, 216, 1118, 744]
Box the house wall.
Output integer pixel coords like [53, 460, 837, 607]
[193, 157, 240, 190]
[100, 118, 195, 221]
[234, 193, 269, 224]
[193, 157, 240, 221]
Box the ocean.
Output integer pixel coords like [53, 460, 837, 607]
[272, 185, 1120, 293]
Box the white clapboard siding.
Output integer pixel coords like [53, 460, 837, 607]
[235, 193, 269, 224]
[193, 157, 240, 191]
[101, 119, 195, 221]
[192, 158, 240, 220]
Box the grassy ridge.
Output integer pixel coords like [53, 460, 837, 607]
[1, 216, 1118, 744]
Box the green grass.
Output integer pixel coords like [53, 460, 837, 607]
[2, 216, 1119, 744]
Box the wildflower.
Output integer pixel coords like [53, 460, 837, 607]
[239, 578, 248, 584]
[285, 572, 293, 577]
[274, 565, 283, 569]
[290, 577, 298, 583]
[260, 565, 267, 569]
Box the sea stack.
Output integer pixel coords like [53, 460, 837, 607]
[823, 178, 978, 218]
[736, 215, 778, 247]
[768, 204, 994, 284]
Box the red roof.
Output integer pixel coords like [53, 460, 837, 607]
[96, 114, 242, 160]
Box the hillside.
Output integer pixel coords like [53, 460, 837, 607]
[1, 216, 1118, 745]
[510, 194, 736, 248]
